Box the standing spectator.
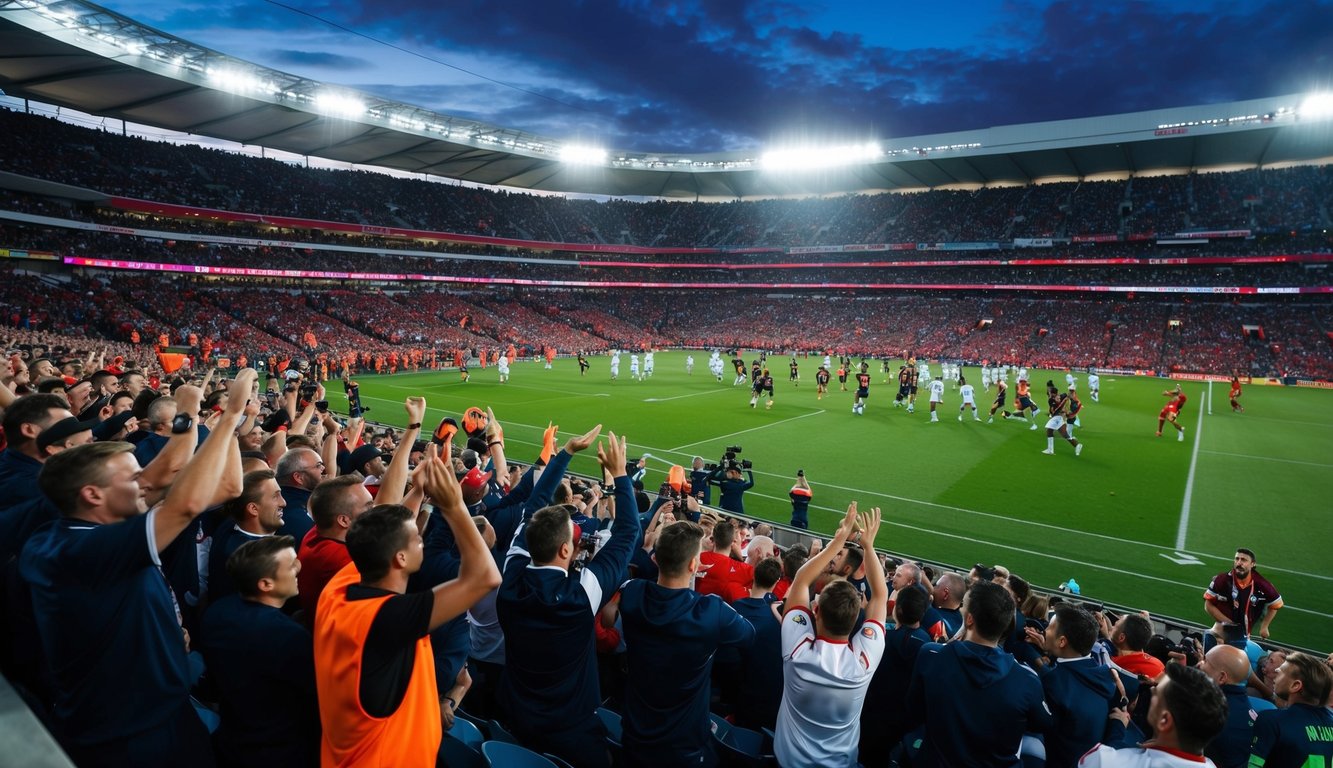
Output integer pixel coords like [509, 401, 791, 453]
[774, 502, 887, 768]
[198, 536, 319, 768]
[1204, 548, 1283, 648]
[696, 520, 753, 603]
[1079, 664, 1227, 768]
[618, 519, 755, 768]
[313, 442, 500, 768]
[206, 469, 286, 602]
[496, 426, 639, 768]
[1249, 653, 1333, 768]
[1026, 604, 1126, 768]
[295, 474, 373, 621]
[274, 447, 324, 541]
[906, 580, 1053, 768]
[20, 370, 254, 768]
[931, 572, 966, 639]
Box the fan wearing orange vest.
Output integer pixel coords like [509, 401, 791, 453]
[313, 441, 501, 768]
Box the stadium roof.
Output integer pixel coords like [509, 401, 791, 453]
[2, 0, 1332, 199]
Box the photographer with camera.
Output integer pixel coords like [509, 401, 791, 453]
[706, 446, 755, 515]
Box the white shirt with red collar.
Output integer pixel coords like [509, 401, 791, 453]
[1079, 744, 1217, 768]
[774, 606, 885, 768]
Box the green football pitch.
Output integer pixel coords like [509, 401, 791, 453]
[340, 351, 1332, 650]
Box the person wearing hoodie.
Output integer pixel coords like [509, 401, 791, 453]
[618, 518, 755, 768]
[495, 425, 639, 768]
[906, 580, 1053, 768]
[1025, 604, 1128, 768]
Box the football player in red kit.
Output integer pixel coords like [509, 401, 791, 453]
[1157, 385, 1188, 441]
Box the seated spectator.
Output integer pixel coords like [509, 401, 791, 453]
[1079, 664, 1227, 768]
[774, 502, 887, 768]
[696, 519, 753, 603]
[726, 556, 784, 731]
[907, 580, 1053, 768]
[1199, 644, 1272, 768]
[198, 536, 318, 768]
[1249, 652, 1333, 768]
[861, 583, 931, 767]
[618, 519, 755, 768]
[19, 371, 253, 768]
[1106, 613, 1166, 680]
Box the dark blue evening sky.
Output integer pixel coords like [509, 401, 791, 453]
[100, 0, 1333, 153]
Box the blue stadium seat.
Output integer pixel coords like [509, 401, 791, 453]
[542, 753, 577, 768]
[597, 706, 623, 747]
[487, 719, 520, 745]
[482, 741, 557, 768]
[448, 716, 485, 750]
[708, 712, 732, 740]
[714, 724, 774, 768]
[440, 736, 485, 768]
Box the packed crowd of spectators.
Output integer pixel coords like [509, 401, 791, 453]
[0, 362, 1327, 767]
[3, 107, 1332, 249]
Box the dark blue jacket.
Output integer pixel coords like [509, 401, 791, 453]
[729, 595, 783, 731]
[907, 641, 1053, 768]
[497, 451, 640, 742]
[1205, 683, 1260, 768]
[1040, 656, 1122, 768]
[619, 580, 754, 767]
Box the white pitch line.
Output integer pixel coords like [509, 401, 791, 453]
[1200, 450, 1333, 469]
[1175, 389, 1206, 551]
[344, 396, 1333, 584]
[748, 491, 1333, 620]
[668, 410, 826, 452]
[643, 389, 736, 402]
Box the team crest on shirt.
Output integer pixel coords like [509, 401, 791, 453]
[792, 613, 807, 625]
[861, 626, 876, 638]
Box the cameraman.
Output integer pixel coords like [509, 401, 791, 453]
[708, 457, 754, 516]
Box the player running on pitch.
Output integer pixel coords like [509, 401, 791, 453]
[986, 378, 1007, 423]
[852, 368, 872, 415]
[958, 376, 981, 421]
[1157, 384, 1188, 441]
[1041, 381, 1083, 456]
[1229, 375, 1244, 413]
[928, 375, 946, 422]
[815, 366, 830, 400]
[1004, 378, 1041, 430]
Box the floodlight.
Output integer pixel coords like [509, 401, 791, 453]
[559, 144, 608, 164]
[1300, 93, 1333, 119]
[315, 92, 367, 118]
[761, 142, 883, 171]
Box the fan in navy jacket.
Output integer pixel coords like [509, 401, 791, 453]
[619, 518, 755, 768]
[1079, 663, 1228, 768]
[1025, 604, 1127, 768]
[496, 426, 640, 768]
[906, 580, 1053, 768]
[861, 584, 932, 767]
[1198, 644, 1271, 768]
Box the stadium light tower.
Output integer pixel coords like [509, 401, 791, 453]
[761, 142, 884, 171]
[1300, 93, 1333, 120]
[559, 144, 608, 165]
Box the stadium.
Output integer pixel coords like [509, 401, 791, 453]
[0, 0, 1330, 766]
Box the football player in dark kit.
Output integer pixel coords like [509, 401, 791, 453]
[577, 353, 590, 376]
[789, 358, 799, 385]
[853, 369, 872, 415]
[750, 369, 776, 410]
[732, 354, 748, 386]
[815, 366, 831, 400]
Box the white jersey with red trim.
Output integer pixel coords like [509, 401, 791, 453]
[1079, 745, 1217, 768]
[774, 607, 885, 768]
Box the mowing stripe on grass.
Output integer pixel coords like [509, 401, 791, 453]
[1200, 450, 1333, 468]
[1175, 388, 1206, 551]
[669, 410, 826, 451]
[351, 391, 1333, 584]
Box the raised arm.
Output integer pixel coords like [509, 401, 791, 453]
[483, 407, 508, 486]
[139, 385, 203, 507]
[859, 507, 888, 626]
[154, 369, 257, 550]
[786, 501, 857, 613]
[375, 396, 425, 506]
[419, 442, 502, 631]
[584, 431, 641, 606]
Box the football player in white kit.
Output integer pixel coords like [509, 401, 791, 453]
[919, 361, 931, 383]
[957, 376, 980, 421]
[927, 376, 946, 422]
[609, 351, 621, 380]
[1087, 371, 1100, 402]
[644, 350, 655, 377]
[496, 354, 510, 384]
[1065, 371, 1077, 391]
[685, 354, 694, 375]
[629, 353, 641, 381]
[981, 365, 992, 390]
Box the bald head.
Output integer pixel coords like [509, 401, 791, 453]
[1202, 644, 1252, 686]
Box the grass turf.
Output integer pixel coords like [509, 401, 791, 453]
[342, 351, 1332, 650]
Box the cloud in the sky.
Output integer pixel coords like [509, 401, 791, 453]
[101, 0, 1333, 153]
